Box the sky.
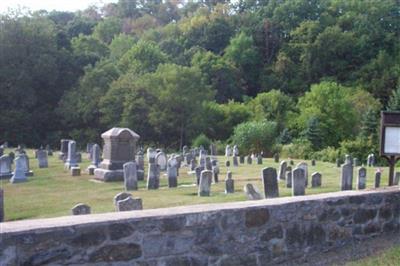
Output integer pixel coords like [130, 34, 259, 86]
[0, 0, 118, 14]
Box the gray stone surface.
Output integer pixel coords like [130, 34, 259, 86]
[341, 163, 353, 191]
[190, 158, 197, 171]
[37, 149, 48, 168]
[116, 197, 143, 212]
[113, 192, 132, 207]
[0, 188, 3, 222]
[246, 155, 252, 165]
[90, 144, 101, 168]
[0, 155, 12, 179]
[257, 155, 263, 165]
[286, 170, 292, 188]
[225, 171, 234, 194]
[147, 148, 156, 163]
[94, 168, 124, 181]
[233, 145, 239, 156]
[243, 183, 262, 200]
[124, 162, 138, 191]
[278, 161, 287, 180]
[147, 163, 160, 189]
[239, 155, 245, 164]
[311, 172, 322, 188]
[212, 164, 219, 183]
[59, 139, 70, 160]
[296, 162, 308, 186]
[262, 167, 279, 198]
[195, 166, 203, 185]
[155, 152, 167, 171]
[64, 140, 78, 169]
[1, 188, 400, 265]
[394, 172, 400, 186]
[274, 153, 279, 163]
[225, 145, 231, 157]
[167, 157, 178, 188]
[205, 157, 212, 170]
[10, 156, 27, 183]
[19, 154, 33, 176]
[198, 170, 212, 196]
[225, 160, 230, 167]
[311, 159, 316, 166]
[292, 167, 306, 196]
[233, 156, 238, 167]
[374, 171, 381, 188]
[71, 203, 91, 215]
[357, 167, 367, 190]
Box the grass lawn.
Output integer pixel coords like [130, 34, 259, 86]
[1, 149, 396, 221]
[347, 245, 400, 266]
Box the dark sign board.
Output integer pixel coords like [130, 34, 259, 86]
[380, 111, 400, 156]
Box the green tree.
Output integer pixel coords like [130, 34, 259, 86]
[92, 17, 122, 44]
[71, 34, 109, 66]
[109, 33, 137, 61]
[387, 84, 400, 111]
[360, 108, 379, 142]
[304, 117, 323, 150]
[231, 120, 277, 155]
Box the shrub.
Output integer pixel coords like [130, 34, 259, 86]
[192, 133, 211, 149]
[339, 136, 378, 164]
[280, 138, 313, 159]
[312, 146, 341, 162]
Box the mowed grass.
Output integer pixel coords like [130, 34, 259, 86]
[1, 149, 396, 221]
[347, 245, 400, 266]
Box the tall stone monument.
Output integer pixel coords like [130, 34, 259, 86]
[94, 128, 140, 182]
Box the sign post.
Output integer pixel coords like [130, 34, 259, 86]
[380, 111, 400, 186]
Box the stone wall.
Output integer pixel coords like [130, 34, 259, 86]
[1, 187, 399, 266]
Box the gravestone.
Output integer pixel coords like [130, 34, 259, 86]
[244, 184, 262, 200]
[345, 154, 352, 165]
[239, 155, 245, 164]
[296, 162, 308, 186]
[353, 158, 360, 167]
[87, 144, 101, 175]
[0, 189, 3, 222]
[262, 167, 279, 198]
[257, 155, 263, 165]
[233, 156, 238, 167]
[225, 171, 234, 194]
[94, 128, 140, 182]
[147, 148, 156, 163]
[292, 168, 306, 196]
[71, 167, 81, 176]
[357, 167, 367, 190]
[19, 154, 33, 176]
[86, 143, 95, 154]
[113, 192, 132, 209]
[311, 159, 316, 166]
[71, 203, 91, 215]
[233, 145, 239, 156]
[10, 156, 27, 183]
[205, 157, 213, 170]
[225, 145, 231, 157]
[124, 162, 138, 191]
[199, 152, 206, 168]
[212, 164, 219, 183]
[64, 141, 78, 170]
[155, 151, 167, 171]
[340, 163, 353, 191]
[0, 155, 12, 179]
[190, 158, 197, 171]
[167, 157, 178, 188]
[116, 196, 143, 211]
[374, 170, 381, 188]
[147, 163, 160, 189]
[136, 152, 145, 181]
[225, 160, 230, 167]
[246, 155, 252, 165]
[46, 144, 53, 156]
[37, 149, 48, 168]
[76, 153, 82, 163]
[290, 160, 294, 166]
[311, 172, 322, 188]
[278, 161, 287, 180]
[15, 145, 25, 155]
[209, 144, 217, 157]
[195, 166, 203, 185]
[274, 153, 279, 163]
[367, 153, 376, 167]
[198, 170, 212, 196]
[8, 152, 15, 163]
[286, 170, 292, 188]
[394, 172, 400, 186]
[336, 159, 341, 167]
[0, 146, 3, 157]
[59, 139, 71, 161]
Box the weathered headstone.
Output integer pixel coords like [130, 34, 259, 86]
[290, 160, 294, 166]
[225, 160, 230, 167]
[37, 149, 48, 168]
[239, 155, 245, 164]
[278, 161, 287, 181]
[113, 192, 132, 208]
[286, 170, 292, 188]
[198, 170, 212, 196]
[257, 155, 263, 165]
[0, 155, 12, 179]
[311, 159, 316, 166]
[76, 152, 82, 163]
[190, 158, 197, 171]
[8, 152, 15, 163]
[353, 158, 360, 167]
[136, 152, 145, 181]
[225, 171, 234, 194]
[274, 153, 279, 163]
[199, 151, 206, 168]
[87, 143, 101, 175]
[225, 145, 232, 157]
[212, 164, 219, 183]
[64, 140, 78, 169]
[147, 148, 156, 163]
[0, 189, 3, 222]
[340, 163, 353, 191]
[205, 157, 212, 170]
[292, 168, 306, 196]
[246, 155, 252, 165]
[155, 151, 167, 171]
[367, 153, 376, 167]
[46, 144, 53, 156]
[124, 162, 138, 191]
[262, 167, 279, 198]
[147, 163, 160, 189]
[296, 162, 308, 186]
[345, 154, 352, 165]
[167, 157, 178, 188]
[10, 156, 27, 183]
[374, 170, 381, 188]
[71, 203, 91, 215]
[233, 145, 239, 156]
[19, 154, 33, 176]
[357, 167, 367, 189]
[59, 139, 70, 161]
[94, 128, 140, 181]
[233, 156, 238, 167]
[71, 167, 81, 176]
[116, 196, 143, 211]
[311, 172, 322, 188]
[336, 159, 341, 167]
[0, 146, 3, 157]
[394, 172, 400, 186]
[244, 184, 262, 200]
[209, 144, 217, 157]
[195, 166, 203, 185]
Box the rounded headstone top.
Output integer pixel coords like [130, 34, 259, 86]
[101, 128, 140, 140]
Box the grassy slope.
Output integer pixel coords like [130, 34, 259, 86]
[1, 149, 395, 221]
[347, 245, 400, 266]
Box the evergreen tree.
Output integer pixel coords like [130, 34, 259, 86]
[304, 117, 323, 150]
[360, 108, 379, 141]
[387, 84, 400, 111]
[277, 128, 292, 144]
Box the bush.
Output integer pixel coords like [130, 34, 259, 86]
[231, 120, 277, 155]
[339, 136, 378, 164]
[280, 138, 313, 160]
[312, 146, 341, 162]
[192, 133, 211, 149]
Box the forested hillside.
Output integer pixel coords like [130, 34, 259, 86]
[0, 0, 399, 160]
